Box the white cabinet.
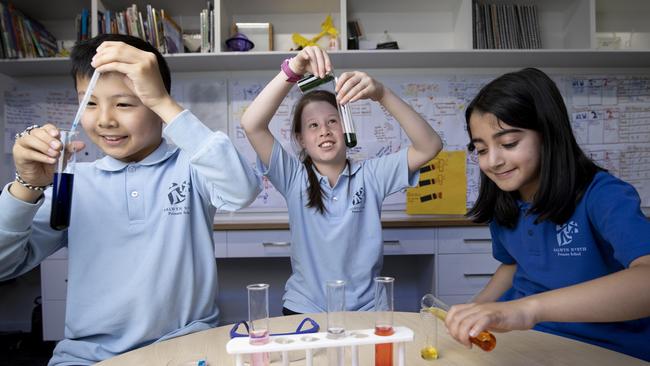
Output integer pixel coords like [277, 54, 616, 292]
[38, 226, 441, 339]
[42, 300, 66, 341]
[437, 226, 493, 254]
[226, 230, 292, 257]
[213, 230, 227, 258]
[383, 228, 435, 255]
[437, 253, 500, 296]
[40, 248, 68, 341]
[436, 227, 499, 306]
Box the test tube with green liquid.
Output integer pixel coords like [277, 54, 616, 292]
[297, 73, 357, 148]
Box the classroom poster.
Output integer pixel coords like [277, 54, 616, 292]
[406, 150, 467, 215]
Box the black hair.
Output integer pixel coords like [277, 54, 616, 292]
[465, 67, 603, 228]
[70, 33, 171, 93]
[291, 90, 344, 215]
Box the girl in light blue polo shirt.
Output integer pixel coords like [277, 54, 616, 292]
[240, 46, 442, 314]
[443, 68, 650, 361]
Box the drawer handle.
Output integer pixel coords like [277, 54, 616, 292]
[463, 273, 493, 278]
[383, 240, 401, 246]
[463, 238, 492, 244]
[262, 241, 290, 247]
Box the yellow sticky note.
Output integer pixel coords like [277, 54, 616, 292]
[406, 150, 466, 215]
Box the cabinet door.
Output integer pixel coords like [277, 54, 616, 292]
[213, 231, 227, 258]
[437, 253, 500, 296]
[382, 228, 435, 255]
[41, 259, 68, 301]
[42, 300, 66, 341]
[437, 226, 492, 254]
[227, 230, 291, 257]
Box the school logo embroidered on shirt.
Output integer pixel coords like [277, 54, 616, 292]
[556, 221, 579, 247]
[168, 181, 190, 205]
[351, 186, 365, 212]
[164, 181, 191, 216]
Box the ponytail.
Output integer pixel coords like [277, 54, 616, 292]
[303, 155, 327, 214]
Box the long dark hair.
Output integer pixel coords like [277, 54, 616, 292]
[465, 68, 603, 228]
[70, 33, 171, 93]
[291, 90, 341, 214]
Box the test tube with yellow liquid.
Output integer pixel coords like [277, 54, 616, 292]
[420, 294, 496, 352]
[419, 307, 438, 360]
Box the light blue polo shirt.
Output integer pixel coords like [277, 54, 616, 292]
[0, 110, 260, 365]
[490, 171, 650, 361]
[258, 139, 418, 313]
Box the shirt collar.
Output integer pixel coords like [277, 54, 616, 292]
[95, 138, 178, 172]
[311, 159, 362, 184]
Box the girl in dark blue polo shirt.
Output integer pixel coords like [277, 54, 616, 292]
[444, 68, 650, 361]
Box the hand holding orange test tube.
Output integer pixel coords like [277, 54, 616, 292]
[420, 294, 496, 352]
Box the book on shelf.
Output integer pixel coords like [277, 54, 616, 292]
[472, 1, 541, 50]
[93, 4, 183, 54]
[0, 1, 58, 59]
[161, 10, 182, 54]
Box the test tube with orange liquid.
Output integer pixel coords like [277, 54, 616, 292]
[374, 277, 395, 366]
[420, 294, 496, 352]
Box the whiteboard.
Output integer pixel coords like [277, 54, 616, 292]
[4, 72, 650, 210]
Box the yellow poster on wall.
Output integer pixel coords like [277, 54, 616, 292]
[406, 150, 467, 215]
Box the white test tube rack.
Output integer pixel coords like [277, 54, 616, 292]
[226, 326, 413, 366]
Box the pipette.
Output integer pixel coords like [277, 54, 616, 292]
[70, 69, 100, 133]
[420, 294, 496, 352]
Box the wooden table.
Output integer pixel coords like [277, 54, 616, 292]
[97, 312, 647, 366]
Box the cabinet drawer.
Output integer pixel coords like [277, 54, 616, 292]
[438, 227, 492, 254]
[227, 230, 291, 257]
[42, 300, 66, 341]
[382, 228, 435, 255]
[437, 253, 500, 295]
[41, 260, 68, 301]
[213, 231, 227, 258]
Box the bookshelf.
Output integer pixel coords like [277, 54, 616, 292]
[0, 0, 650, 75]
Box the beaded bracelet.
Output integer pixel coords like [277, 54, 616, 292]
[14, 124, 39, 140]
[15, 171, 51, 191]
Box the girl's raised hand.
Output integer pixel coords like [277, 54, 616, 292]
[335, 71, 385, 105]
[288, 46, 332, 79]
[444, 300, 538, 348]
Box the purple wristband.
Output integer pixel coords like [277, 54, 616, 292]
[281, 58, 303, 83]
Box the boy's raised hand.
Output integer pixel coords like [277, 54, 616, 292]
[288, 46, 332, 79]
[90, 41, 181, 122]
[335, 71, 385, 105]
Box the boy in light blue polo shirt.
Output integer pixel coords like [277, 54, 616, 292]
[240, 46, 443, 314]
[0, 34, 260, 365]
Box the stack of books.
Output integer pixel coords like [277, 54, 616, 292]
[78, 4, 183, 54]
[0, 2, 58, 59]
[472, 1, 542, 49]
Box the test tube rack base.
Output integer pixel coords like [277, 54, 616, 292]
[227, 326, 414, 366]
